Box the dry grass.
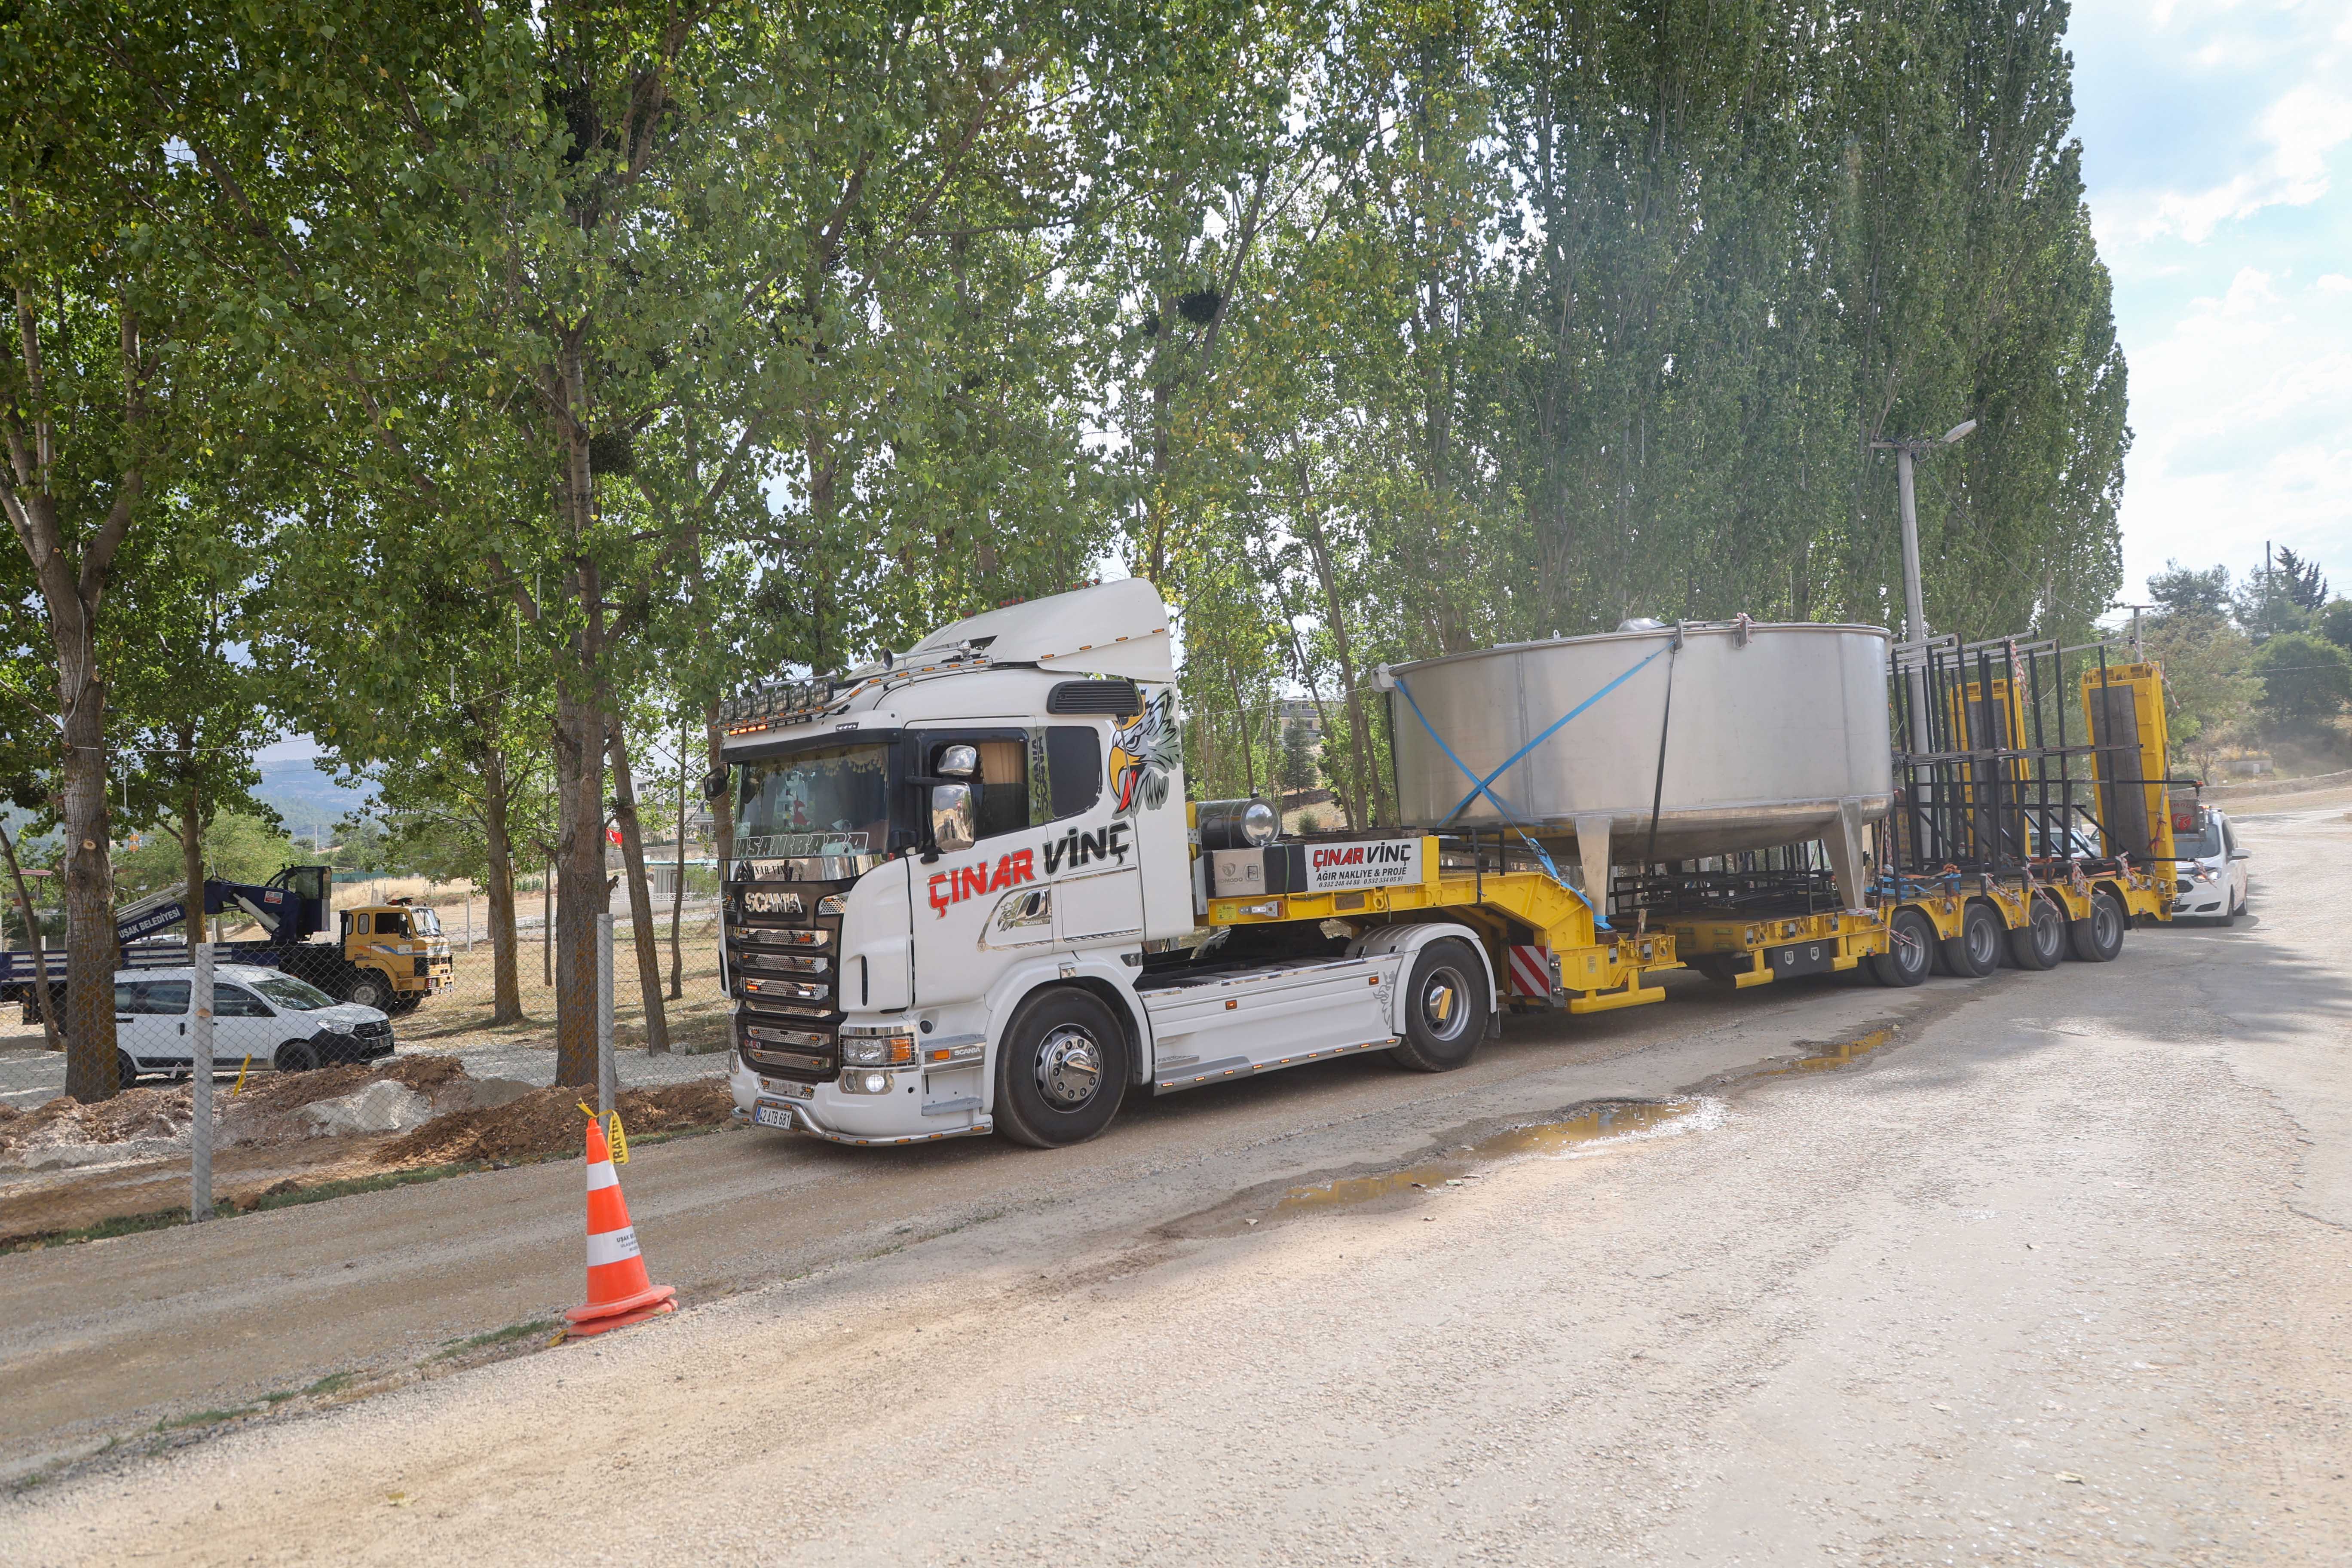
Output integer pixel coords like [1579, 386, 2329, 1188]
[392, 909, 735, 1055]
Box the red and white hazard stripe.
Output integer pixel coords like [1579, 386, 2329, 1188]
[1507, 943, 1553, 999]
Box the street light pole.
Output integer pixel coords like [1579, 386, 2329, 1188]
[1871, 419, 1978, 754]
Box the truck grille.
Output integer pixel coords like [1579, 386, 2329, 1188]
[725, 881, 844, 1082]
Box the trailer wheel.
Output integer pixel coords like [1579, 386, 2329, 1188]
[2009, 895, 2066, 971]
[1940, 902, 2003, 979]
[1388, 939, 1489, 1074]
[344, 971, 393, 1012]
[994, 989, 1129, 1149]
[1868, 908, 1936, 988]
[2068, 890, 2125, 963]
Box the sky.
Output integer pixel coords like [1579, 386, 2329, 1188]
[2067, 0, 2352, 605]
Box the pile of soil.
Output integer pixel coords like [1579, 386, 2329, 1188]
[0, 1086, 197, 1164]
[383, 1080, 735, 1167]
[220, 1057, 472, 1145]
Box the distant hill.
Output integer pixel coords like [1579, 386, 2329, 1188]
[254, 757, 374, 845]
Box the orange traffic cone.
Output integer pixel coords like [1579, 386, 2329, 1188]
[563, 1114, 676, 1338]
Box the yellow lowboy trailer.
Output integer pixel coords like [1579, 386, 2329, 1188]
[1204, 842, 1683, 1014]
[1206, 639, 2179, 1019]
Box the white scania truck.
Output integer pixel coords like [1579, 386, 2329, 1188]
[717, 578, 2180, 1152]
[717, 579, 1508, 1149]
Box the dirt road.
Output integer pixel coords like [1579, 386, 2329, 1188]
[5, 795, 2349, 1564]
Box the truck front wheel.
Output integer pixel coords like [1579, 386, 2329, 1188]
[1388, 938, 1489, 1073]
[344, 971, 393, 1012]
[994, 989, 1130, 1149]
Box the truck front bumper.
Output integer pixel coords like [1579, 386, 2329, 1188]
[727, 1054, 992, 1147]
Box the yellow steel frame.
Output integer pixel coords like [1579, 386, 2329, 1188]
[1203, 837, 1681, 1013]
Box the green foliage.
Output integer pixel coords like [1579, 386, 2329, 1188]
[2149, 562, 2233, 621]
[2236, 567, 2313, 641]
[2141, 613, 2259, 777]
[2274, 548, 2330, 611]
[2251, 633, 2352, 735]
[1278, 720, 1317, 793]
[112, 811, 299, 900]
[2319, 600, 2352, 652]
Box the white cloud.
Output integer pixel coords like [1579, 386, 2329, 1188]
[2117, 265, 2352, 592]
[2130, 85, 2352, 241]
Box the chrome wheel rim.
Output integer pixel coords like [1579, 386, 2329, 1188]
[1034, 1025, 1103, 1108]
[1420, 964, 1470, 1042]
[1969, 917, 1999, 967]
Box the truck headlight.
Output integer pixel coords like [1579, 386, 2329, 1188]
[841, 1033, 915, 1067]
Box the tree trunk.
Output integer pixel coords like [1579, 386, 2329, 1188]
[58, 669, 120, 1101]
[605, 708, 670, 1053]
[704, 702, 733, 876]
[1300, 508, 1387, 828]
[668, 708, 686, 1000]
[0, 820, 62, 1055]
[481, 742, 524, 1025]
[551, 671, 606, 1088]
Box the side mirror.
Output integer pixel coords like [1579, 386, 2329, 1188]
[701, 767, 731, 803]
[2229, 849, 2251, 861]
[931, 782, 976, 853]
[935, 744, 979, 779]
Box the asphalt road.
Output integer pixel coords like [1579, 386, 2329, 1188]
[5, 792, 2349, 1565]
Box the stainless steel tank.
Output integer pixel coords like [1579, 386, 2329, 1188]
[1381, 620, 1894, 905]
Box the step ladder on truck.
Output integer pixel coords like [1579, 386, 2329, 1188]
[1643, 636, 2180, 991]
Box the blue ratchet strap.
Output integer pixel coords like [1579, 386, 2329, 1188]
[1391, 673, 1605, 930]
[1441, 643, 1671, 824]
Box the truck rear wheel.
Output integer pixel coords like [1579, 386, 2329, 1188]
[1387, 939, 1489, 1073]
[1868, 907, 1935, 988]
[2009, 895, 2066, 970]
[994, 989, 1129, 1149]
[2068, 890, 2125, 962]
[1940, 902, 2003, 979]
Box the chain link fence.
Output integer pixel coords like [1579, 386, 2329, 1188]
[389, 885, 736, 1066]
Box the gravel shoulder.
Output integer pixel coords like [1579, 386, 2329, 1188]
[4, 796, 2349, 1564]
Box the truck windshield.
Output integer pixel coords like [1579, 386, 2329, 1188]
[411, 908, 444, 937]
[738, 744, 893, 858]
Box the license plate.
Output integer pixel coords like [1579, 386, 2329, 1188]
[751, 1101, 798, 1131]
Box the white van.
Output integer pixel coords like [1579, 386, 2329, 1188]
[2173, 808, 2250, 923]
[112, 965, 395, 1084]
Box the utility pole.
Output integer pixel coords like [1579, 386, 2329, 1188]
[1869, 419, 1978, 754]
[2113, 602, 2156, 661]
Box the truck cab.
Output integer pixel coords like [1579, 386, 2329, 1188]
[332, 899, 454, 1012]
[721, 581, 1194, 1146]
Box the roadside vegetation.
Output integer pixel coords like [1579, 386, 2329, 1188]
[6, 0, 2296, 1110]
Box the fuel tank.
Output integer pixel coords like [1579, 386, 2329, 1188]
[1382, 620, 1894, 903]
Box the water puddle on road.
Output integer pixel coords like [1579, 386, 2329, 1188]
[1761, 1025, 1896, 1077]
[1262, 1099, 1710, 1220]
[1203, 1021, 1904, 1237]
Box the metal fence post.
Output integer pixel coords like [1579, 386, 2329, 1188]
[190, 941, 214, 1222]
[596, 911, 616, 1117]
